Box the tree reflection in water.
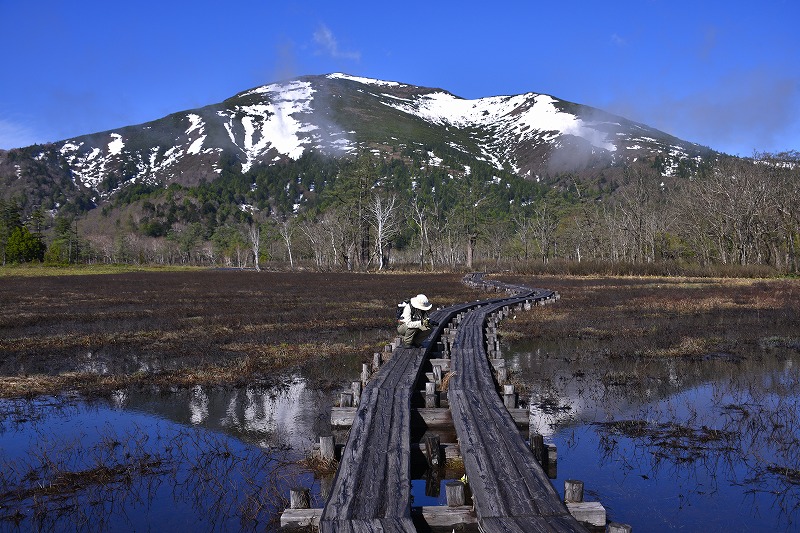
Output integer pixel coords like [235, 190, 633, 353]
[0, 377, 336, 532]
[509, 338, 800, 531]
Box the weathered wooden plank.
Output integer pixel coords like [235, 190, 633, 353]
[451, 390, 548, 518]
[478, 515, 587, 533]
[330, 388, 411, 519]
[445, 281, 586, 533]
[331, 406, 529, 428]
[320, 518, 416, 533]
[566, 501, 606, 527]
[285, 507, 477, 530]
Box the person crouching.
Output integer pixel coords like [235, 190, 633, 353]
[397, 294, 438, 348]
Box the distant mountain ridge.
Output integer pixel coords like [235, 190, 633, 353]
[0, 73, 713, 212]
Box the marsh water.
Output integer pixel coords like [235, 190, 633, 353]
[510, 338, 800, 532]
[0, 381, 335, 532]
[2, 340, 800, 532]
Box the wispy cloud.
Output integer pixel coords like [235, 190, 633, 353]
[0, 118, 39, 150]
[611, 33, 626, 46]
[606, 68, 800, 155]
[313, 24, 361, 61]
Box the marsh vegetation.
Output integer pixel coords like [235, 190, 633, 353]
[1, 271, 798, 531]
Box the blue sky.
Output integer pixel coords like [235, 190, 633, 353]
[1, 0, 798, 156]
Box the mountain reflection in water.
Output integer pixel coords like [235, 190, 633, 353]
[507, 338, 800, 532]
[0, 377, 336, 532]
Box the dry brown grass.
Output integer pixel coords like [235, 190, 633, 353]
[496, 274, 800, 359]
[0, 270, 488, 398]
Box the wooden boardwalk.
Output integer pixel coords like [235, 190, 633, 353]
[319, 301, 475, 533]
[449, 277, 586, 531]
[301, 274, 588, 532]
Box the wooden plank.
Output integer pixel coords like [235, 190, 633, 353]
[566, 501, 606, 527]
[445, 285, 587, 533]
[332, 406, 530, 428]
[320, 518, 416, 533]
[320, 301, 479, 530]
[284, 507, 477, 529]
[324, 388, 411, 519]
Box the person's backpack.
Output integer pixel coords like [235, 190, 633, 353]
[395, 300, 409, 321]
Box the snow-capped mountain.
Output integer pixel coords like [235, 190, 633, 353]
[0, 73, 712, 208]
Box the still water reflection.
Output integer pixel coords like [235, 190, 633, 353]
[507, 338, 800, 532]
[4, 341, 799, 532]
[0, 377, 337, 532]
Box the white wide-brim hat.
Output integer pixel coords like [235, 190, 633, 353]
[410, 294, 432, 311]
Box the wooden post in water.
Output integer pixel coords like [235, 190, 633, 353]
[529, 431, 545, 466]
[319, 435, 335, 461]
[547, 444, 558, 478]
[564, 479, 584, 503]
[320, 474, 333, 500]
[425, 382, 438, 408]
[607, 523, 633, 533]
[424, 434, 441, 468]
[372, 352, 382, 371]
[433, 365, 443, 386]
[339, 391, 353, 407]
[445, 481, 465, 507]
[351, 381, 362, 407]
[290, 487, 310, 509]
[361, 363, 370, 385]
[491, 357, 507, 384]
[503, 384, 517, 409]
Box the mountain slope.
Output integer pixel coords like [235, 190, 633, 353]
[0, 73, 713, 213]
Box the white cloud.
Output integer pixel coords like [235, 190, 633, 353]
[611, 33, 626, 46]
[0, 119, 39, 149]
[313, 24, 361, 61]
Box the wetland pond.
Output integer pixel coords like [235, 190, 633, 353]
[511, 338, 800, 532]
[2, 340, 800, 532]
[0, 380, 336, 532]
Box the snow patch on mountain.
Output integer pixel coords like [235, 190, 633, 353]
[108, 133, 124, 155]
[327, 72, 406, 88]
[384, 91, 616, 155]
[227, 80, 318, 171]
[186, 114, 204, 135]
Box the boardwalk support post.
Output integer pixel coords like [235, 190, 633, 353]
[290, 487, 310, 509]
[503, 384, 517, 409]
[319, 435, 335, 461]
[529, 432, 546, 466]
[425, 382, 438, 408]
[351, 381, 362, 407]
[608, 523, 633, 533]
[339, 391, 353, 407]
[445, 480, 465, 507]
[424, 434, 442, 468]
[564, 479, 584, 503]
[547, 444, 558, 478]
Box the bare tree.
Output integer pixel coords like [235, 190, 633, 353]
[299, 217, 326, 269]
[529, 204, 559, 262]
[278, 218, 295, 269]
[368, 192, 400, 270]
[248, 222, 261, 272]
